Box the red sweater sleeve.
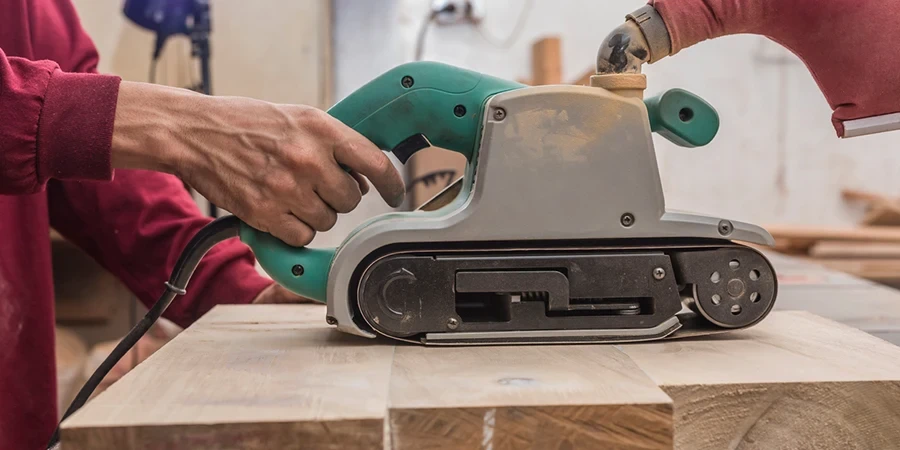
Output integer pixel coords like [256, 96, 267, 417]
[29, 0, 273, 327]
[48, 173, 272, 328]
[0, 48, 119, 194]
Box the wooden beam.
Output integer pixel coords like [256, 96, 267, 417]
[861, 203, 900, 226]
[61, 305, 394, 450]
[841, 188, 890, 204]
[621, 311, 900, 450]
[388, 346, 673, 450]
[809, 241, 900, 259]
[531, 36, 562, 85]
[841, 188, 900, 226]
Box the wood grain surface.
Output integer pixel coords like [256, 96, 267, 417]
[621, 311, 900, 449]
[61, 279, 900, 449]
[388, 345, 672, 450]
[61, 305, 395, 450]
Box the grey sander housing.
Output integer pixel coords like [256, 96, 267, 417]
[326, 85, 774, 339]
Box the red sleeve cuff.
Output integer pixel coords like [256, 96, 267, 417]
[36, 70, 120, 183]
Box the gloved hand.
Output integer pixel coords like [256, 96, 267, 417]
[649, 0, 900, 137]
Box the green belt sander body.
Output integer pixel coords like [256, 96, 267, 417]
[238, 59, 778, 345]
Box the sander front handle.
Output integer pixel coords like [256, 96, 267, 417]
[326, 61, 525, 163]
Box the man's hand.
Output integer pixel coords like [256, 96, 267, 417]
[111, 82, 405, 246]
[649, 0, 900, 137]
[252, 283, 317, 304]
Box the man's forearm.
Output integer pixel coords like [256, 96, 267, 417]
[110, 81, 295, 177]
[110, 81, 201, 174]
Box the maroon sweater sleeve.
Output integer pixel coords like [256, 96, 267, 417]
[27, 0, 272, 327]
[0, 47, 119, 194]
[48, 173, 272, 328]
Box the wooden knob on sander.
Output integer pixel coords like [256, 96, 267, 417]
[590, 74, 647, 99]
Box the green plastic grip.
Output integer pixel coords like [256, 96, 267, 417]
[240, 62, 522, 304]
[327, 61, 523, 161]
[644, 88, 719, 147]
[239, 222, 334, 303]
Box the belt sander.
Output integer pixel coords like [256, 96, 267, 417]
[240, 10, 779, 345]
[50, 8, 779, 442]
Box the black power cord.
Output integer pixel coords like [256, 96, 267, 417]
[46, 215, 243, 449]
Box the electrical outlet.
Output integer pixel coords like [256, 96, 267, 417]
[431, 0, 485, 25]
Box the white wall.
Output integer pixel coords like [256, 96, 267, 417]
[332, 0, 900, 240]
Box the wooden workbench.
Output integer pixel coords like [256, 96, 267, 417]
[61, 255, 900, 450]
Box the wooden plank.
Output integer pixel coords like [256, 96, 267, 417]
[61, 305, 394, 450]
[388, 346, 673, 450]
[622, 311, 900, 450]
[840, 189, 900, 225]
[531, 36, 562, 85]
[809, 241, 900, 259]
[862, 203, 900, 226]
[765, 225, 900, 253]
[766, 224, 900, 242]
[842, 188, 891, 204]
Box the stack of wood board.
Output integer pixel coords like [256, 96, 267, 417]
[766, 224, 900, 287]
[765, 189, 900, 287]
[62, 300, 900, 449]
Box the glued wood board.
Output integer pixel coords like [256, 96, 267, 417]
[620, 311, 900, 450]
[62, 301, 900, 448]
[388, 345, 672, 450]
[61, 305, 394, 450]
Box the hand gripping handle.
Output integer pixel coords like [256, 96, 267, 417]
[240, 62, 523, 303]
